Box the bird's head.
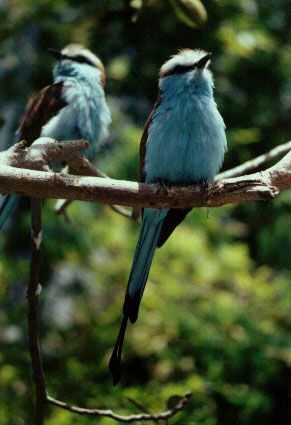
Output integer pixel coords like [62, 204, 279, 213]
[159, 49, 213, 95]
[48, 44, 105, 84]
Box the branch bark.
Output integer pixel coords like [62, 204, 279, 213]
[0, 138, 290, 210]
[47, 391, 192, 422]
[216, 139, 291, 179]
[0, 138, 290, 211]
[27, 197, 46, 425]
[0, 154, 288, 208]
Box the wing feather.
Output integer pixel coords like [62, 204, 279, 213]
[19, 82, 67, 146]
[139, 91, 161, 183]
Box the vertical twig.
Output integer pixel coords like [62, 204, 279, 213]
[27, 197, 46, 425]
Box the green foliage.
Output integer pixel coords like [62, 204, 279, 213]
[0, 1, 290, 424]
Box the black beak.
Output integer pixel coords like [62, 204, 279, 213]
[196, 53, 212, 69]
[47, 48, 63, 60]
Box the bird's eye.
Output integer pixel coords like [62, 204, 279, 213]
[172, 65, 184, 74]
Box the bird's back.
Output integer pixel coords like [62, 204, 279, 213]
[20, 61, 111, 157]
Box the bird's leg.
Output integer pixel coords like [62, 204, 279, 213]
[156, 179, 171, 195]
[200, 179, 211, 218]
[200, 179, 209, 197]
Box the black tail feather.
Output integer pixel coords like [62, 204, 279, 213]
[109, 315, 128, 385]
[109, 208, 168, 384]
[157, 208, 191, 247]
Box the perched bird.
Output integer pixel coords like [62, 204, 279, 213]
[0, 43, 111, 227]
[109, 49, 227, 384]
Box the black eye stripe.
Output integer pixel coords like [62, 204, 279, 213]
[162, 63, 195, 77]
[174, 64, 194, 73]
[62, 54, 95, 67]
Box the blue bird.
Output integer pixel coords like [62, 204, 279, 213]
[0, 44, 111, 228]
[109, 49, 227, 384]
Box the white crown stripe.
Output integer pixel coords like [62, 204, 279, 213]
[160, 49, 210, 76]
[61, 44, 104, 70]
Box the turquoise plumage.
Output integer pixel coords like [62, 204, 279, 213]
[0, 44, 111, 229]
[124, 208, 169, 323]
[109, 49, 227, 384]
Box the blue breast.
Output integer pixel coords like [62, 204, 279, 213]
[144, 74, 227, 184]
[41, 61, 111, 159]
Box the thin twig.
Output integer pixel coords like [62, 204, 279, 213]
[109, 204, 136, 219]
[47, 391, 192, 422]
[55, 198, 134, 219]
[54, 199, 73, 215]
[54, 155, 138, 219]
[27, 197, 46, 425]
[217, 140, 291, 179]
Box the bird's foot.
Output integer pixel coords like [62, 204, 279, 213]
[156, 180, 171, 195]
[200, 179, 210, 197]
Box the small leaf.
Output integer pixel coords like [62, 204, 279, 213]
[170, 0, 207, 28]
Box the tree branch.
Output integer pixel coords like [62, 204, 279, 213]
[0, 138, 289, 210]
[0, 152, 289, 208]
[217, 139, 291, 179]
[27, 197, 46, 425]
[46, 391, 192, 422]
[0, 138, 89, 171]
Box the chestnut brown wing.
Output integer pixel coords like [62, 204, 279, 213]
[139, 92, 161, 183]
[19, 82, 67, 146]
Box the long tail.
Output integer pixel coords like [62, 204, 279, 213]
[109, 208, 168, 385]
[0, 195, 19, 230]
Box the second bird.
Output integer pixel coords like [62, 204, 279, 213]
[0, 44, 111, 227]
[109, 49, 227, 384]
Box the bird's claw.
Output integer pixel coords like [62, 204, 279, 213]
[156, 180, 171, 195]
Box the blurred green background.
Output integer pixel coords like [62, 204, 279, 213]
[0, 0, 290, 424]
